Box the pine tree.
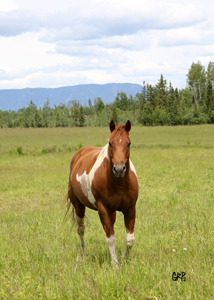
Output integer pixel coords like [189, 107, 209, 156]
[73, 107, 79, 127]
[207, 62, 214, 89]
[168, 82, 174, 113]
[155, 74, 169, 109]
[147, 84, 156, 110]
[111, 106, 118, 125]
[206, 79, 214, 123]
[46, 97, 50, 110]
[79, 106, 85, 127]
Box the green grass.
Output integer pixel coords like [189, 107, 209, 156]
[1, 124, 214, 152]
[0, 126, 214, 299]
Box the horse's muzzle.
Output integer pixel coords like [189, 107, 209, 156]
[113, 165, 126, 179]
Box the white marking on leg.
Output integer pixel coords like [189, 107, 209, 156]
[106, 235, 118, 267]
[74, 211, 85, 253]
[123, 232, 135, 257]
[76, 144, 109, 207]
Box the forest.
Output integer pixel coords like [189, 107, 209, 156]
[0, 61, 214, 128]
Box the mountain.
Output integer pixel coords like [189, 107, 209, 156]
[0, 83, 142, 111]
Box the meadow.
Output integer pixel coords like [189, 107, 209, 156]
[0, 125, 214, 299]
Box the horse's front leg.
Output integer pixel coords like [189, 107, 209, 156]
[97, 202, 118, 268]
[123, 206, 136, 257]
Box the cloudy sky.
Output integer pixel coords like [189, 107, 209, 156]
[0, 0, 214, 90]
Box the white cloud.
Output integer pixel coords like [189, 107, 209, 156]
[0, 0, 18, 12]
[159, 27, 214, 47]
[0, 1, 205, 39]
[0, 0, 214, 90]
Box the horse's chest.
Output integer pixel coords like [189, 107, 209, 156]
[109, 189, 131, 211]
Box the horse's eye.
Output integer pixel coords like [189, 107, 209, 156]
[109, 142, 112, 147]
[128, 142, 131, 147]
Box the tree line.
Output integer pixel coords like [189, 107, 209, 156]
[0, 61, 214, 128]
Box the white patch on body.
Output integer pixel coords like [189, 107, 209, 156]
[76, 144, 109, 207]
[129, 159, 138, 178]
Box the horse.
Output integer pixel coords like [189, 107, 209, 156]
[66, 120, 138, 267]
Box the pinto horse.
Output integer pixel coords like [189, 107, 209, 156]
[66, 120, 138, 267]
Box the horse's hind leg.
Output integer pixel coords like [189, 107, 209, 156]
[73, 200, 86, 255]
[68, 184, 86, 254]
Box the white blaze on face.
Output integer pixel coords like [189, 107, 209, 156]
[76, 144, 109, 207]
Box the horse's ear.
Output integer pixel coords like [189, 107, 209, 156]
[109, 120, 116, 132]
[125, 120, 131, 133]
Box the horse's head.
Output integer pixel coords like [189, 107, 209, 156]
[108, 120, 131, 179]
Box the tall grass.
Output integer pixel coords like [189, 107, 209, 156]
[0, 126, 214, 299]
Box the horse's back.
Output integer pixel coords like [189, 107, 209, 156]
[70, 146, 101, 170]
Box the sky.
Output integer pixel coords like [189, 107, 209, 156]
[0, 0, 214, 90]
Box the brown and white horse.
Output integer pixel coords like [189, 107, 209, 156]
[66, 120, 138, 267]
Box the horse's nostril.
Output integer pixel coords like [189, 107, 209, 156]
[123, 166, 126, 173]
[113, 166, 117, 174]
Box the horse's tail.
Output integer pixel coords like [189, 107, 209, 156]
[63, 192, 75, 221]
[63, 171, 75, 223]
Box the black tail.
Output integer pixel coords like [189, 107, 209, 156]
[63, 190, 74, 223]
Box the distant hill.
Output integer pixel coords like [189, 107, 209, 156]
[0, 83, 142, 111]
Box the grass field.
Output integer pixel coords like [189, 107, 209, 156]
[0, 125, 214, 299]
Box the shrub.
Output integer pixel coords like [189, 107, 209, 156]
[17, 146, 24, 155]
[77, 143, 83, 150]
[41, 148, 47, 154]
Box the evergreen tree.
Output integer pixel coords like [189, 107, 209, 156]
[88, 99, 92, 107]
[111, 106, 118, 125]
[206, 79, 214, 123]
[147, 84, 156, 110]
[141, 102, 153, 126]
[79, 106, 85, 127]
[23, 100, 37, 127]
[42, 108, 48, 127]
[175, 88, 179, 105]
[168, 82, 174, 113]
[73, 107, 79, 127]
[46, 97, 50, 110]
[155, 74, 169, 109]
[137, 95, 146, 124]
